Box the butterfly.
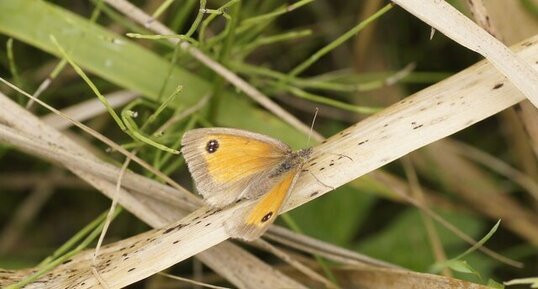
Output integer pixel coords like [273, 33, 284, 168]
[181, 127, 312, 240]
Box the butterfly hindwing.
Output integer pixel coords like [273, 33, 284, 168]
[224, 167, 301, 241]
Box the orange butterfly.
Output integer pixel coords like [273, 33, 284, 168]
[181, 128, 312, 240]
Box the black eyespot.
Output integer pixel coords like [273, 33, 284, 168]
[261, 212, 273, 223]
[206, 139, 219, 153]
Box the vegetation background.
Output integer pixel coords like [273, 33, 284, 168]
[0, 0, 537, 288]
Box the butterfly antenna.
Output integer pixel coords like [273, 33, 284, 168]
[307, 107, 319, 146]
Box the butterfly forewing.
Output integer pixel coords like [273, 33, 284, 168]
[181, 128, 291, 207]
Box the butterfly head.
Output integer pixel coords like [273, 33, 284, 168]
[297, 147, 313, 161]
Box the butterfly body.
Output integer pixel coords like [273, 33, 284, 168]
[181, 128, 312, 240]
[269, 148, 312, 178]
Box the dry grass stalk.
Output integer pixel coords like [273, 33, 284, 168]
[472, 0, 538, 196]
[466, 0, 500, 38]
[393, 0, 538, 106]
[422, 142, 538, 244]
[402, 157, 450, 276]
[266, 226, 402, 269]
[40, 91, 138, 130]
[254, 239, 338, 288]
[334, 267, 491, 289]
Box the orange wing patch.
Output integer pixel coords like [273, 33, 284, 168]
[244, 168, 296, 226]
[203, 134, 283, 183]
[181, 128, 293, 207]
[225, 168, 299, 240]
